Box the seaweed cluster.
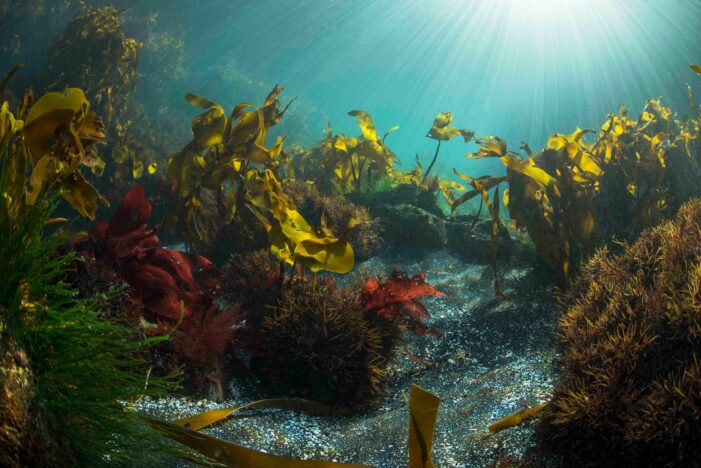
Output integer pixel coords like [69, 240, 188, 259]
[71, 185, 242, 399]
[0, 130, 182, 465]
[285, 178, 382, 260]
[541, 199, 701, 465]
[452, 80, 701, 286]
[291, 111, 398, 193]
[224, 251, 444, 409]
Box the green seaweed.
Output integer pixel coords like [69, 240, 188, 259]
[0, 139, 190, 465]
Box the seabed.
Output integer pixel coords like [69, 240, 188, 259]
[142, 248, 557, 467]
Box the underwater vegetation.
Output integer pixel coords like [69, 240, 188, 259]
[0, 88, 189, 465]
[69, 185, 243, 398]
[291, 110, 399, 194]
[284, 178, 382, 260]
[452, 82, 701, 287]
[2, 0, 701, 464]
[38, 4, 174, 198]
[541, 199, 701, 466]
[223, 249, 444, 409]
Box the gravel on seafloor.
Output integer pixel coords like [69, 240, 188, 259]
[139, 248, 559, 467]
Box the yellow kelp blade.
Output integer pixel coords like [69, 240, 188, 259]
[408, 384, 440, 468]
[276, 209, 355, 274]
[185, 93, 227, 150]
[22, 88, 91, 161]
[27, 154, 57, 205]
[348, 110, 378, 141]
[383, 125, 400, 142]
[175, 398, 335, 431]
[426, 112, 474, 142]
[450, 174, 506, 214]
[133, 159, 144, 179]
[59, 171, 109, 220]
[467, 136, 508, 158]
[488, 403, 546, 432]
[500, 157, 559, 195]
[0, 101, 22, 149]
[146, 417, 372, 468]
[692, 64, 701, 75]
[295, 236, 355, 274]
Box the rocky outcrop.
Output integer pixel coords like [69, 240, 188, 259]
[350, 186, 520, 263]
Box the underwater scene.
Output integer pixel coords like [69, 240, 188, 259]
[1, 0, 701, 466]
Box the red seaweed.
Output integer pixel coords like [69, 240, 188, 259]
[360, 270, 444, 336]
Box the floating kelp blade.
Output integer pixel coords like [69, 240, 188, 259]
[691, 64, 701, 75]
[488, 403, 546, 432]
[408, 384, 441, 468]
[146, 417, 372, 468]
[174, 398, 336, 431]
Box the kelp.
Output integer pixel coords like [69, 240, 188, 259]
[423, 111, 474, 182]
[173, 398, 336, 431]
[169, 87, 356, 274]
[292, 111, 398, 193]
[452, 75, 701, 284]
[488, 403, 546, 432]
[168, 85, 288, 245]
[39, 5, 172, 194]
[147, 384, 440, 468]
[408, 385, 441, 468]
[385, 112, 473, 209]
[44, 5, 140, 120]
[1, 83, 109, 220]
[452, 170, 509, 298]
[391, 154, 467, 209]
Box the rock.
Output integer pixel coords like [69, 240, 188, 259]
[447, 217, 513, 263]
[349, 185, 444, 217]
[0, 314, 34, 467]
[372, 204, 447, 249]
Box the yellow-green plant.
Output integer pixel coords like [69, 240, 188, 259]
[1, 82, 108, 220]
[293, 111, 398, 193]
[168, 85, 288, 244]
[423, 111, 474, 181]
[168, 86, 355, 274]
[247, 169, 356, 274]
[452, 73, 701, 286]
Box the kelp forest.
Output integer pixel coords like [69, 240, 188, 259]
[2, 1, 701, 467]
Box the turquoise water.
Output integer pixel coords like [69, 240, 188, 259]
[6, 0, 700, 180]
[175, 0, 701, 178]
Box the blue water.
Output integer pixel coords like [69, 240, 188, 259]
[174, 0, 701, 178]
[7, 0, 700, 180]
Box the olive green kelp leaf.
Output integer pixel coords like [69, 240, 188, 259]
[348, 110, 378, 141]
[427, 112, 474, 142]
[184, 93, 227, 150]
[147, 386, 440, 467]
[174, 398, 336, 431]
[146, 417, 372, 468]
[408, 384, 441, 468]
[145, 398, 363, 467]
[488, 403, 547, 433]
[21, 88, 108, 220]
